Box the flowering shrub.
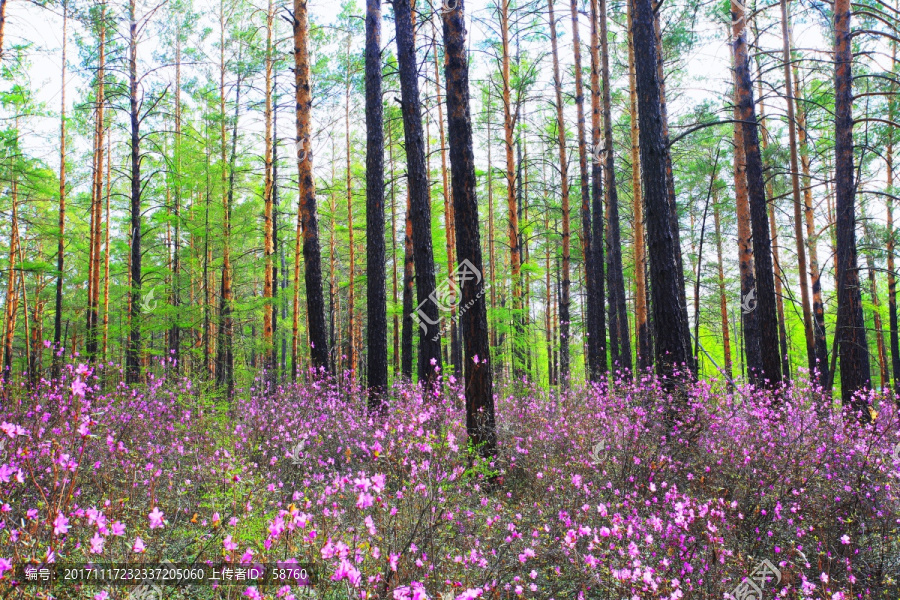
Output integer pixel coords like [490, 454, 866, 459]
[0, 363, 898, 598]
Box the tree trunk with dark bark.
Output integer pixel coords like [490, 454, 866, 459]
[601, 0, 631, 375]
[126, 0, 142, 384]
[833, 0, 871, 414]
[631, 0, 691, 383]
[589, 0, 607, 377]
[732, 0, 782, 387]
[393, 0, 443, 388]
[53, 0, 67, 378]
[366, 0, 388, 407]
[442, 0, 496, 454]
[570, 0, 600, 381]
[548, 0, 571, 387]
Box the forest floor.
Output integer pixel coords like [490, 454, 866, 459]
[0, 364, 898, 599]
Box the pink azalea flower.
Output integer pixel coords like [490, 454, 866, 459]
[148, 507, 164, 529]
[90, 532, 105, 554]
[53, 514, 69, 536]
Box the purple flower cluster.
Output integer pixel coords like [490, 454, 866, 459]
[0, 364, 897, 599]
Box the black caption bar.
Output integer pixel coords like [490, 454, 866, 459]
[13, 563, 318, 587]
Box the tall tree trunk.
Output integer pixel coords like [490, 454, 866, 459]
[102, 134, 111, 362]
[779, 0, 815, 376]
[833, 0, 871, 412]
[792, 55, 829, 383]
[171, 18, 182, 371]
[2, 176, 19, 381]
[273, 72, 282, 380]
[862, 214, 888, 389]
[732, 0, 782, 386]
[292, 0, 330, 373]
[626, 0, 649, 372]
[887, 80, 899, 395]
[442, 0, 496, 453]
[329, 173, 339, 374]
[389, 120, 400, 376]
[432, 30, 461, 379]
[487, 105, 498, 354]
[601, 0, 631, 375]
[654, 11, 692, 373]
[732, 43, 763, 381]
[755, 68, 791, 381]
[631, 0, 691, 383]
[393, 0, 443, 387]
[545, 214, 554, 385]
[345, 39, 357, 380]
[570, 0, 600, 381]
[401, 191, 415, 380]
[366, 0, 388, 405]
[126, 0, 142, 384]
[53, 0, 68, 378]
[87, 9, 106, 362]
[589, 0, 608, 377]
[713, 195, 733, 380]
[219, 78, 240, 394]
[499, 0, 524, 378]
[263, 0, 276, 374]
[0, 0, 8, 64]
[548, 0, 571, 387]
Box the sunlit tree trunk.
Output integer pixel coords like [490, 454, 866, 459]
[548, 0, 571, 387]
[292, 0, 330, 374]
[102, 135, 111, 362]
[3, 175, 19, 381]
[87, 8, 106, 361]
[792, 54, 829, 384]
[498, 0, 524, 378]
